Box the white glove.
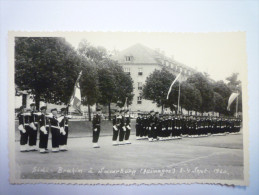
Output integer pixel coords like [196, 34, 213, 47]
[18, 125, 26, 133]
[40, 126, 48, 135]
[127, 125, 131, 130]
[60, 127, 66, 135]
[94, 128, 97, 132]
[123, 126, 126, 131]
[113, 125, 118, 131]
[30, 122, 37, 130]
[149, 127, 151, 130]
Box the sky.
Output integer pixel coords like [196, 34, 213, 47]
[65, 32, 246, 82]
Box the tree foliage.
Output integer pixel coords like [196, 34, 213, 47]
[142, 68, 176, 110]
[15, 37, 81, 109]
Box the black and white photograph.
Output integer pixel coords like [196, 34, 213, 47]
[9, 32, 248, 185]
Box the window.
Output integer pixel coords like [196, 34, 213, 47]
[138, 68, 143, 76]
[137, 96, 142, 104]
[138, 82, 143, 90]
[125, 56, 133, 62]
[124, 67, 130, 75]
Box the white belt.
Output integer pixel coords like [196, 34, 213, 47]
[51, 126, 59, 129]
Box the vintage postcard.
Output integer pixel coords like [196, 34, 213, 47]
[9, 32, 249, 185]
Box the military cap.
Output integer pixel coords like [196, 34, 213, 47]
[96, 108, 101, 111]
[19, 105, 25, 110]
[40, 106, 47, 111]
[150, 110, 154, 113]
[155, 111, 159, 114]
[120, 109, 124, 113]
[30, 103, 35, 107]
[125, 109, 129, 113]
[51, 108, 57, 112]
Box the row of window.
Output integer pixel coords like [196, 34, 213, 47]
[124, 67, 143, 76]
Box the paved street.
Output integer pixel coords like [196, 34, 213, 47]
[14, 132, 243, 181]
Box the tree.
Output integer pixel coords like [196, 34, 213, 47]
[15, 37, 81, 110]
[97, 59, 134, 120]
[213, 92, 225, 114]
[142, 68, 176, 113]
[186, 72, 215, 113]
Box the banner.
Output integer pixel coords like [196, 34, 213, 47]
[227, 92, 239, 111]
[166, 72, 181, 100]
[69, 71, 82, 113]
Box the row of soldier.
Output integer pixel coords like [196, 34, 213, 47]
[17, 104, 242, 152]
[135, 110, 242, 142]
[17, 103, 71, 153]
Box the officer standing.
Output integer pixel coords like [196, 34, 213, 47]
[49, 108, 60, 152]
[112, 109, 120, 145]
[17, 106, 29, 152]
[92, 108, 102, 148]
[124, 109, 132, 144]
[59, 108, 71, 151]
[38, 106, 49, 153]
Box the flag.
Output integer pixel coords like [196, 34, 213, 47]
[123, 97, 128, 109]
[69, 71, 82, 113]
[227, 92, 239, 111]
[166, 72, 181, 100]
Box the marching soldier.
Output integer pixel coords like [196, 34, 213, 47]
[38, 106, 49, 153]
[124, 109, 132, 144]
[28, 103, 40, 151]
[92, 108, 102, 148]
[112, 109, 120, 145]
[49, 108, 60, 152]
[59, 108, 72, 151]
[17, 106, 29, 152]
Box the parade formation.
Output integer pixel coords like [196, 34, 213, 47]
[17, 103, 242, 153]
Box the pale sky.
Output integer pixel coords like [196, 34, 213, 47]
[65, 32, 246, 82]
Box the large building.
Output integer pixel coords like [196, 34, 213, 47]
[113, 43, 197, 112]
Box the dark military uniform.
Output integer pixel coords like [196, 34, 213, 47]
[39, 112, 49, 152]
[18, 112, 29, 151]
[124, 113, 131, 142]
[148, 114, 156, 141]
[92, 114, 101, 143]
[118, 114, 126, 143]
[112, 114, 120, 142]
[59, 114, 70, 149]
[28, 110, 40, 150]
[135, 114, 141, 138]
[49, 115, 60, 150]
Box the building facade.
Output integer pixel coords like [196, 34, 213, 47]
[113, 43, 196, 112]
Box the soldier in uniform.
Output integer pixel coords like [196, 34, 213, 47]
[152, 111, 160, 141]
[59, 108, 72, 151]
[17, 106, 29, 152]
[147, 110, 156, 142]
[49, 108, 60, 152]
[112, 109, 120, 145]
[135, 113, 142, 140]
[124, 109, 132, 144]
[118, 109, 127, 145]
[38, 106, 49, 153]
[181, 115, 188, 137]
[28, 103, 39, 151]
[92, 108, 102, 148]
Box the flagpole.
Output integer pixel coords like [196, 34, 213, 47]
[236, 92, 238, 118]
[177, 82, 181, 114]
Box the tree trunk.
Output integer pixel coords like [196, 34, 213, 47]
[35, 94, 40, 111]
[108, 103, 111, 121]
[88, 105, 91, 121]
